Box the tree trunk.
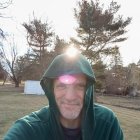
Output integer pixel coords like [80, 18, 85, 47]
[15, 81, 19, 87]
[2, 74, 7, 85]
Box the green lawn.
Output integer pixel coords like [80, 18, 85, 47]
[0, 85, 140, 140]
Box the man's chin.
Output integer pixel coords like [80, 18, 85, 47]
[60, 109, 81, 120]
[62, 114, 80, 120]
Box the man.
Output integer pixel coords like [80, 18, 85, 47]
[3, 52, 124, 140]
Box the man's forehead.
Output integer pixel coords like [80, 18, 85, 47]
[57, 74, 86, 84]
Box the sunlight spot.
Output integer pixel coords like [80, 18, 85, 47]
[65, 46, 79, 58]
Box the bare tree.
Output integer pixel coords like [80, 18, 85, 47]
[0, 36, 21, 87]
[0, 0, 12, 10]
[0, 0, 12, 38]
[124, 63, 140, 96]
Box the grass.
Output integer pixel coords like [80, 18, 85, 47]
[104, 104, 140, 140]
[0, 84, 140, 140]
[0, 85, 48, 140]
[97, 95, 140, 110]
[97, 95, 140, 140]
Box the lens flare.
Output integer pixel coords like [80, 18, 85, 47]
[58, 75, 76, 84]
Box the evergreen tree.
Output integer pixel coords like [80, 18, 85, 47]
[73, 0, 131, 63]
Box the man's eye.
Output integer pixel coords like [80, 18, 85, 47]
[76, 84, 86, 90]
[56, 84, 66, 89]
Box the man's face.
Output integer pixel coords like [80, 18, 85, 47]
[54, 74, 86, 120]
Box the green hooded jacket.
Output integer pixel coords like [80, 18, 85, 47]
[3, 53, 124, 140]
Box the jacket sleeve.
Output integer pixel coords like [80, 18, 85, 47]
[3, 120, 35, 140]
[109, 116, 124, 140]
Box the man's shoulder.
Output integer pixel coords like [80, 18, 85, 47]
[3, 106, 50, 140]
[18, 106, 50, 124]
[94, 103, 116, 123]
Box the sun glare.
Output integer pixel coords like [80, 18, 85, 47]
[58, 75, 76, 84]
[65, 46, 78, 57]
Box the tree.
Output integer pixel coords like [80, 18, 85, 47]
[93, 60, 106, 90]
[104, 46, 126, 95]
[124, 63, 140, 96]
[0, 62, 8, 85]
[73, 0, 131, 62]
[14, 49, 42, 80]
[53, 36, 69, 55]
[17, 35, 69, 81]
[0, 37, 21, 87]
[14, 52, 31, 81]
[23, 16, 54, 62]
[0, 0, 12, 38]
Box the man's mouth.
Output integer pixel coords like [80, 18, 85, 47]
[62, 103, 78, 109]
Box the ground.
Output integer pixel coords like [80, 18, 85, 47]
[0, 84, 140, 140]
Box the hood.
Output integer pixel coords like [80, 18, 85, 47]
[40, 53, 96, 140]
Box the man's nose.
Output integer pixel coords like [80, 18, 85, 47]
[65, 86, 76, 100]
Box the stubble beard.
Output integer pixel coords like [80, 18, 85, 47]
[57, 99, 83, 120]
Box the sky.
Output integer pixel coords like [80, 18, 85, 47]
[0, 0, 140, 66]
